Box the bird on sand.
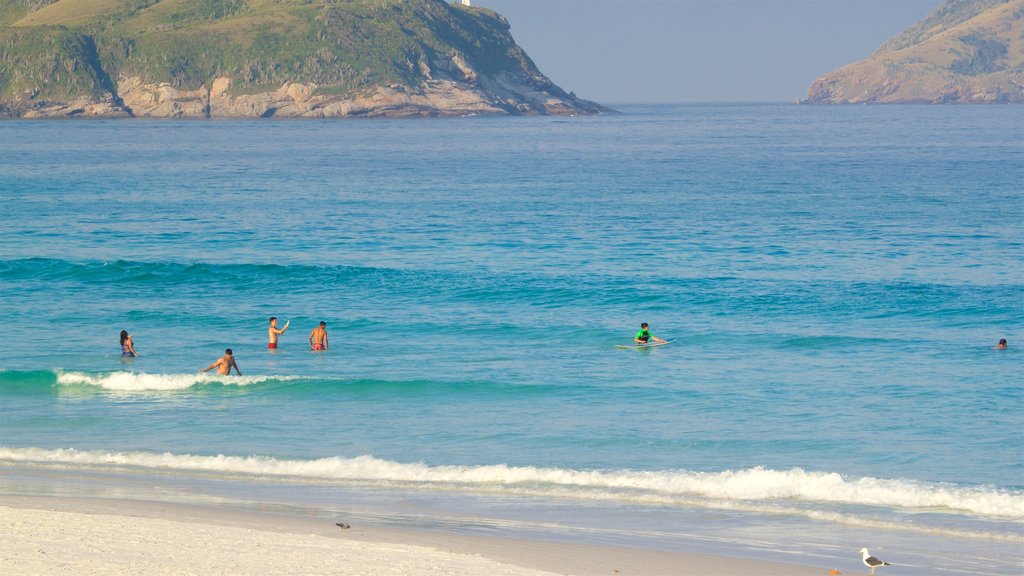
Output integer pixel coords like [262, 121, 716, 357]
[859, 548, 890, 575]
[335, 522, 350, 530]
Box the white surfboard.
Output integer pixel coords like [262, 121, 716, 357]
[615, 338, 675, 349]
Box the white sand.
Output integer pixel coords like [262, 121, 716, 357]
[0, 497, 826, 575]
[1, 504, 565, 576]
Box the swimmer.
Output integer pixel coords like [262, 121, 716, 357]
[994, 338, 1007, 349]
[119, 330, 138, 357]
[268, 316, 289, 349]
[201, 349, 241, 376]
[634, 322, 667, 345]
[309, 321, 328, 351]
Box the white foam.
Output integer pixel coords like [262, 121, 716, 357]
[2, 446, 1021, 522]
[55, 371, 296, 391]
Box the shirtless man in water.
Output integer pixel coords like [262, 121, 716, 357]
[268, 317, 289, 349]
[309, 321, 328, 351]
[201, 349, 241, 376]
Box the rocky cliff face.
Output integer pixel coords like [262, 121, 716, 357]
[804, 0, 1023, 104]
[0, 0, 609, 118]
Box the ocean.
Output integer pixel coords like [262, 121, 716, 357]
[1, 104, 1021, 575]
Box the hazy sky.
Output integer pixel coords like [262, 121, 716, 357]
[483, 0, 939, 103]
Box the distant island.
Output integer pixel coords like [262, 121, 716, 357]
[803, 0, 1023, 104]
[0, 0, 609, 118]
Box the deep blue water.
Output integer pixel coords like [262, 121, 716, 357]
[1, 104, 1022, 574]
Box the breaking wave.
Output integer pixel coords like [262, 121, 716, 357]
[2, 446, 1021, 523]
[54, 371, 298, 391]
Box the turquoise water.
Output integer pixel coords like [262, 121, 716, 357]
[1, 105, 1022, 574]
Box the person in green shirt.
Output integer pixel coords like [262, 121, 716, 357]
[634, 322, 667, 345]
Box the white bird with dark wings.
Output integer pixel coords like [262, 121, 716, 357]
[859, 548, 891, 575]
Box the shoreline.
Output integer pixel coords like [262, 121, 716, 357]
[0, 495, 825, 575]
[3, 457, 1022, 576]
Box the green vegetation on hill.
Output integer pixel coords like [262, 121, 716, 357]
[0, 0, 57, 26]
[0, 26, 114, 102]
[950, 30, 1009, 75]
[1, 0, 579, 115]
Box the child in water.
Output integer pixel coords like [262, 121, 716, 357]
[634, 322, 667, 345]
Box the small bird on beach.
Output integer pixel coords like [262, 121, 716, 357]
[859, 548, 890, 575]
[335, 522, 350, 530]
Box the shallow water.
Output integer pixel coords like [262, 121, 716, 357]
[1, 104, 1022, 574]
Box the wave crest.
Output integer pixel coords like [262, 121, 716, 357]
[1, 446, 1020, 520]
[55, 371, 295, 391]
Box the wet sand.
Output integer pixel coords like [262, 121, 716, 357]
[0, 495, 826, 575]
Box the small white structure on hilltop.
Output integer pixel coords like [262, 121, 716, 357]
[461, 0, 471, 6]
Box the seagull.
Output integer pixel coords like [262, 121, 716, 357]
[859, 548, 890, 575]
[335, 522, 350, 530]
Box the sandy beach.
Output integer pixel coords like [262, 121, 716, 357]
[0, 496, 826, 576]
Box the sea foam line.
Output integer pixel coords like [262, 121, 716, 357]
[55, 371, 297, 391]
[1, 446, 1021, 520]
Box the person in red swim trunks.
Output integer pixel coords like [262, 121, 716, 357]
[309, 321, 328, 351]
[268, 316, 289, 349]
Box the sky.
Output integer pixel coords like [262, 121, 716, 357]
[482, 0, 939, 103]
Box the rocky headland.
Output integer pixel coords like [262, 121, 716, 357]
[803, 0, 1023, 104]
[0, 0, 609, 118]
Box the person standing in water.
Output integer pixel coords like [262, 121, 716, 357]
[309, 321, 328, 351]
[995, 338, 1008, 349]
[268, 317, 289, 350]
[201, 349, 241, 375]
[119, 330, 138, 357]
[634, 322, 667, 345]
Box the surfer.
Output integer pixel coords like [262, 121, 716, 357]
[119, 330, 138, 357]
[201, 349, 241, 376]
[309, 321, 328, 351]
[268, 316, 289, 350]
[994, 338, 1007, 349]
[634, 322, 667, 345]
